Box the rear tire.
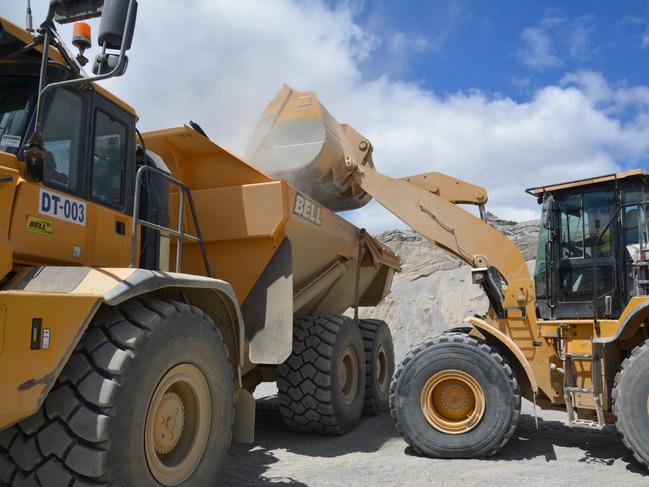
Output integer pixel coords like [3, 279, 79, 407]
[277, 315, 365, 434]
[390, 333, 520, 458]
[613, 339, 649, 468]
[359, 319, 394, 415]
[0, 298, 234, 486]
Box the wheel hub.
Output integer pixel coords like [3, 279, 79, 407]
[153, 392, 186, 455]
[420, 369, 485, 434]
[144, 364, 211, 486]
[340, 346, 359, 405]
[375, 343, 389, 393]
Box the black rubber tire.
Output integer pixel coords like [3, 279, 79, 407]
[359, 319, 395, 415]
[277, 315, 366, 435]
[389, 333, 521, 458]
[0, 298, 234, 486]
[613, 339, 649, 468]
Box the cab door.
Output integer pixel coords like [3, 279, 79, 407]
[84, 93, 135, 267]
[10, 87, 89, 265]
[554, 188, 620, 319]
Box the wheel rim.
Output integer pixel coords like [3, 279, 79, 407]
[376, 343, 389, 393]
[420, 369, 485, 434]
[340, 345, 359, 405]
[145, 364, 211, 486]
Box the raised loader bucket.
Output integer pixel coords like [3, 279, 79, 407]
[246, 85, 374, 212]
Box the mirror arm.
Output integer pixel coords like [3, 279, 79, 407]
[25, 0, 137, 178]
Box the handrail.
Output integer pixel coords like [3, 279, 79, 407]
[130, 164, 212, 277]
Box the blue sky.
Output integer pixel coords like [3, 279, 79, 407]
[354, 0, 649, 96]
[4, 1, 649, 230]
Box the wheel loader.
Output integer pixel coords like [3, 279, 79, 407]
[0, 2, 402, 485]
[251, 89, 649, 466]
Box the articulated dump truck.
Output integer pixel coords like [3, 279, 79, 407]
[0, 3, 400, 485]
[2, 1, 649, 485]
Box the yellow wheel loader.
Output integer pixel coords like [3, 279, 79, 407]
[252, 87, 649, 467]
[0, 2, 400, 485]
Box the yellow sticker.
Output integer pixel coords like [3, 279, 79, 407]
[26, 215, 54, 236]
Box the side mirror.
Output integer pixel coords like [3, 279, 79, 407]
[24, 142, 44, 182]
[543, 195, 554, 229]
[93, 53, 128, 75]
[98, 0, 138, 50]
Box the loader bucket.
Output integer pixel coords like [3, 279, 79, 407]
[246, 85, 374, 212]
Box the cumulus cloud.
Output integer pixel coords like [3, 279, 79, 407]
[3, 1, 649, 234]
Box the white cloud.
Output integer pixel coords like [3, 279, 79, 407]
[643, 25, 649, 48]
[519, 27, 561, 69]
[3, 2, 649, 235]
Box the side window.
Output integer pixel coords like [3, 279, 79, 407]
[560, 194, 584, 259]
[42, 89, 84, 192]
[534, 218, 549, 296]
[559, 191, 611, 259]
[92, 110, 126, 208]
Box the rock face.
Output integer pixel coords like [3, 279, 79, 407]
[353, 213, 540, 362]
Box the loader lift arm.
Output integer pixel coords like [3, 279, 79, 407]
[345, 153, 532, 297]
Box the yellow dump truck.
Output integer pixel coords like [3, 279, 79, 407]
[0, 3, 399, 485]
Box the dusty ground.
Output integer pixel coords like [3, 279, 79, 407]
[221, 386, 648, 487]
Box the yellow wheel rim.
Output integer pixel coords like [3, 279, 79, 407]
[376, 343, 389, 393]
[340, 346, 359, 405]
[420, 369, 485, 434]
[145, 364, 211, 486]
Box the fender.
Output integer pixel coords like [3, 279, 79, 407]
[594, 296, 649, 344]
[465, 316, 538, 394]
[0, 266, 245, 429]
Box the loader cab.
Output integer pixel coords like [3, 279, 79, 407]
[529, 170, 649, 321]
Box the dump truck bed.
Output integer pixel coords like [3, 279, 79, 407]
[142, 126, 399, 322]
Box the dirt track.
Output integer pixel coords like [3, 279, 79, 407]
[221, 389, 648, 487]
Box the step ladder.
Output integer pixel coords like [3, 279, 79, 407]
[563, 352, 605, 429]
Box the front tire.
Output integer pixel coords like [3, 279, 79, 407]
[613, 339, 649, 468]
[389, 333, 520, 458]
[0, 298, 234, 486]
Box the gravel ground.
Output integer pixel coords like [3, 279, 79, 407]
[221, 385, 649, 487]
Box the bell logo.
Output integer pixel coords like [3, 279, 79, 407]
[294, 193, 322, 226]
[26, 216, 54, 236]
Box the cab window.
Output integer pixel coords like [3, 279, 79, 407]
[42, 89, 84, 192]
[92, 110, 126, 208]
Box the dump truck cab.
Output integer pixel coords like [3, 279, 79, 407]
[530, 170, 649, 322]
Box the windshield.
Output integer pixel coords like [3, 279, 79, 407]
[0, 76, 39, 155]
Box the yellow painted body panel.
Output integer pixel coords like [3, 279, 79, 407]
[0, 292, 99, 427]
[0, 268, 136, 427]
[0, 159, 19, 280]
[9, 179, 134, 267]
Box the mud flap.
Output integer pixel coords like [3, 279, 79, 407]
[233, 389, 256, 443]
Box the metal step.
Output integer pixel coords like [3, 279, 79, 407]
[565, 418, 606, 430]
[565, 353, 592, 359]
[564, 387, 593, 394]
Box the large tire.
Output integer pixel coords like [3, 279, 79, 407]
[277, 315, 365, 434]
[390, 333, 520, 458]
[0, 298, 234, 486]
[613, 339, 649, 468]
[359, 319, 394, 415]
